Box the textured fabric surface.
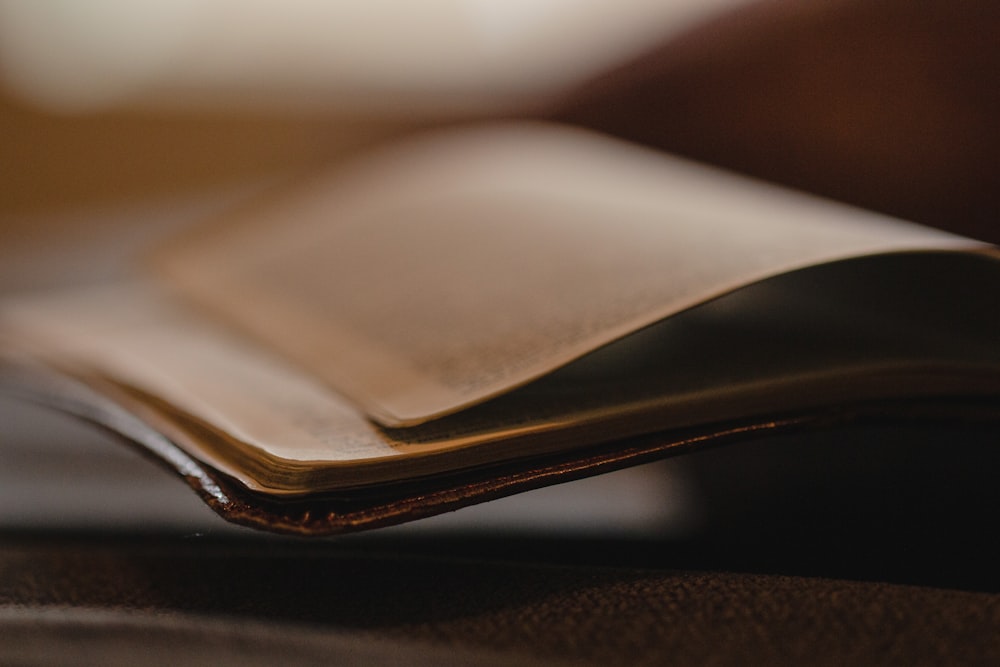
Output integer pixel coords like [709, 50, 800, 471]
[0, 607, 547, 667]
[2, 537, 1000, 666]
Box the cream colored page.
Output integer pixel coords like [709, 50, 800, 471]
[0, 285, 438, 479]
[156, 122, 984, 427]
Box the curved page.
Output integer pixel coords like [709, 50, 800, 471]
[154, 122, 984, 426]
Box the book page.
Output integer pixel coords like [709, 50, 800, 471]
[0, 286, 394, 458]
[0, 282, 699, 492]
[4, 253, 1000, 494]
[154, 122, 984, 426]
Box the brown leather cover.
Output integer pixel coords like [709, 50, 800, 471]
[7, 364, 1000, 536]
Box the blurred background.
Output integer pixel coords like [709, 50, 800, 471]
[1, 0, 999, 591]
[0, 0, 749, 292]
[2, 0, 997, 294]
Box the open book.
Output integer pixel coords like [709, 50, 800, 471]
[2, 122, 999, 534]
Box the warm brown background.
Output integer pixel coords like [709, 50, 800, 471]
[4, 0, 997, 243]
[555, 0, 1000, 243]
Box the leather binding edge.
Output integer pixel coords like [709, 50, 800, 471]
[4, 363, 1000, 536]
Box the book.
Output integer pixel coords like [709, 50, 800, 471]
[2, 121, 999, 535]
